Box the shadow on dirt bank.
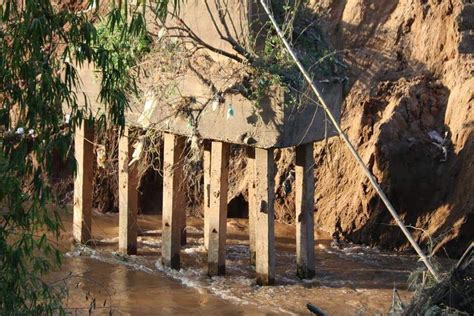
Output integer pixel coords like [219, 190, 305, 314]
[344, 74, 473, 257]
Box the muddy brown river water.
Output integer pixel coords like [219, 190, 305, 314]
[46, 211, 443, 315]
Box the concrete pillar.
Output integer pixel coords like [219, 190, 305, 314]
[295, 143, 315, 279]
[73, 120, 94, 244]
[162, 133, 186, 269]
[118, 126, 139, 255]
[203, 140, 211, 250]
[247, 147, 257, 266]
[207, 141, 230, 276]
[255, 148, 275, 285]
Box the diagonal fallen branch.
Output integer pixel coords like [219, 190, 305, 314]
[258, 0, 441, 282]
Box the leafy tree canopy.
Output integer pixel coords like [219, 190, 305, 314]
[0, 0, 180, 313]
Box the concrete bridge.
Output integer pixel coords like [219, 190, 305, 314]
[72, 0, 343, 285]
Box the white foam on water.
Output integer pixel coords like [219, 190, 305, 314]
[154, 260, 209, 294]
[184, 226, 202, 234]
[98, 237, 119, 243]
[67, 245, 156, 275]
[183, 245, 206, 255]
[140, 229, 161, 234]
[152, 252, 294, 314]
[139, 239, 161, 247]
[65, 242, 407, 315]
[65, 244, 97, 257]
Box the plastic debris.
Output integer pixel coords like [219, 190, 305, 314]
[190, 135, 199, 152]
[428, 130, 444, 144]
[129, 138, 144, 166]
[211, 98, 219, 111]
[282, 171, 295, 195]
[96, 145, 106, 169]
[157, 28, 167, 40]
[428, 130, 448, 162]
[138, 93, 157, 129]
[15, 127, 24, 135]
[226, 104, 235, 119]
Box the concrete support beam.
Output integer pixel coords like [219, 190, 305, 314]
[162, 133, 186, 269]
[295, 143, 316, 279]
[73, 120, 94, 244]
[118, 126, 139, 255]
[255, 148, 275, 285]
[246, 147, 257, 266]
[207, 141, 230, 276]
[203, 140, 211, 250]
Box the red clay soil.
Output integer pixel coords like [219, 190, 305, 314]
[290, 0, 473, 257]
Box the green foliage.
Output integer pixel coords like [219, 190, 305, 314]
[96, 13, 151, 73]
[152, 0, 184, 20]
[246, 0, 336, 109]
[0, 0, 180, 314]
[242, 67, 283, 108]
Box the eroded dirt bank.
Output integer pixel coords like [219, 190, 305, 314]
[308, 0, 473, 256]
[221, 0, 473, 257]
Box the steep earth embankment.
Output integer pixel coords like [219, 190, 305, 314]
[285, 0, 473, 256]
